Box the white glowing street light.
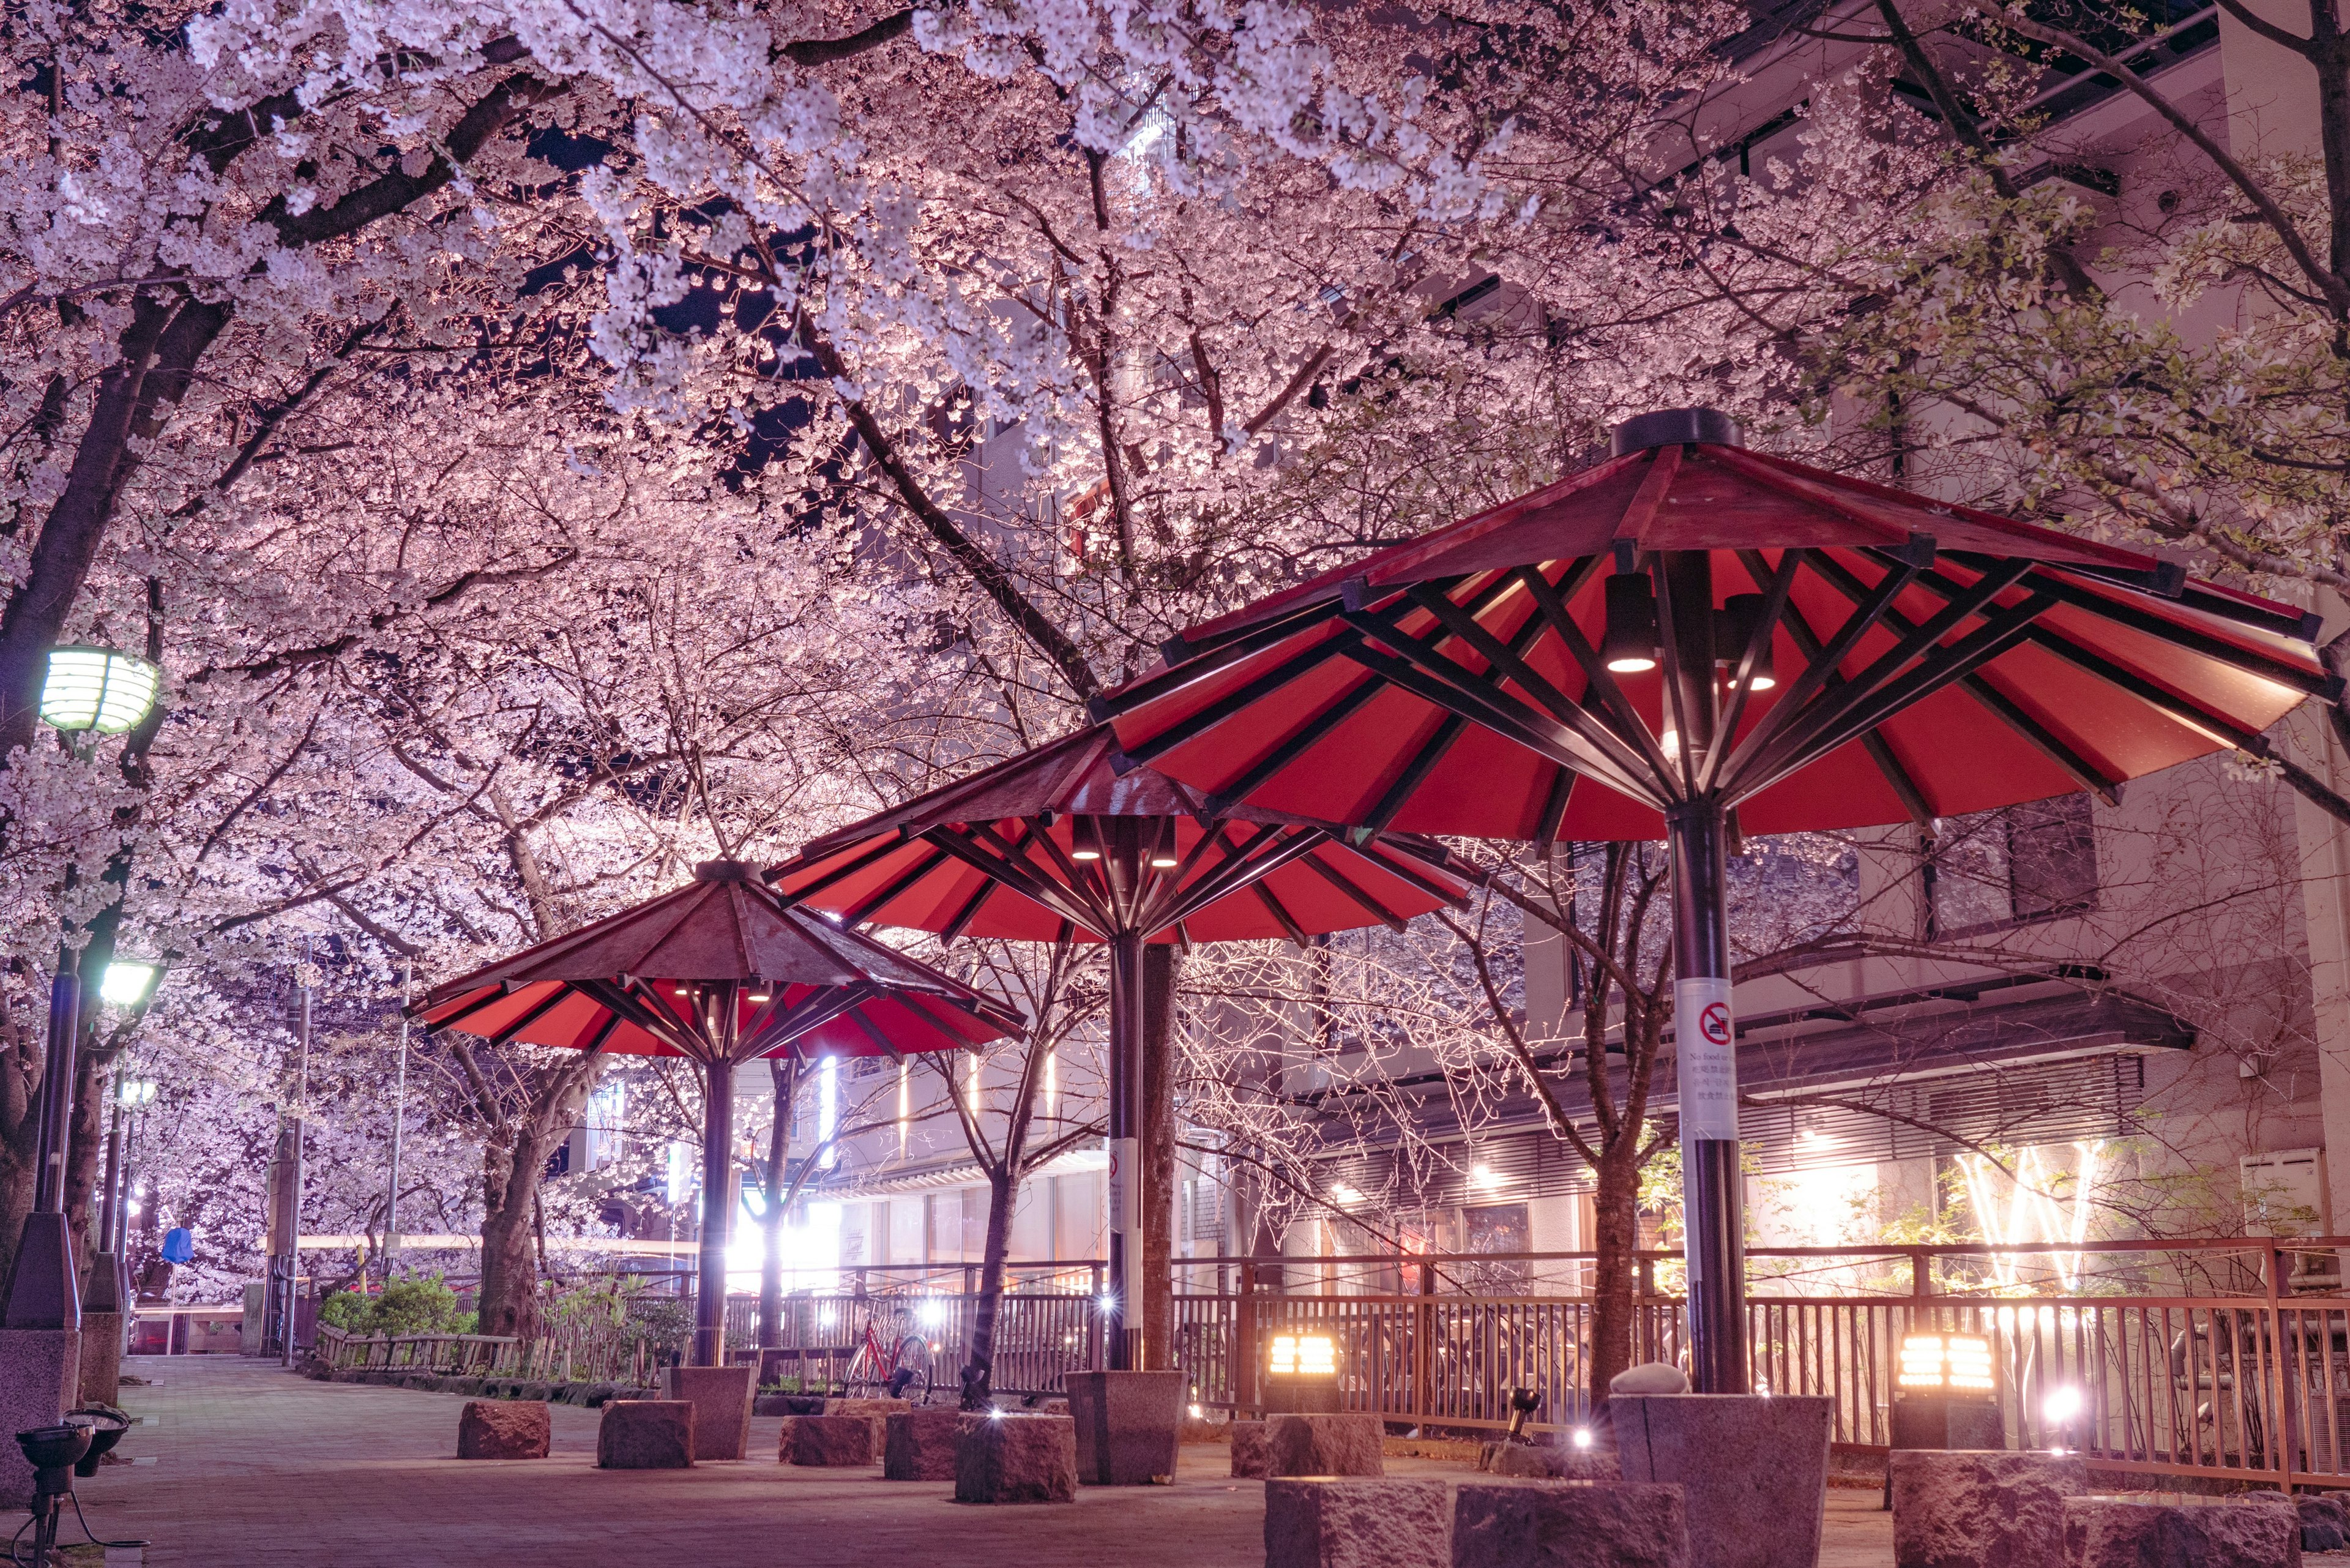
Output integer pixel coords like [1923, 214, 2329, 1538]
[39, 647, 160, 741]
[98, 960, 160, 1009]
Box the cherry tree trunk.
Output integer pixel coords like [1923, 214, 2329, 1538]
[1587, 1149, 1644, 1402]
[475, 1061, 600, 1337]
[962, 1167, 1018, 1409]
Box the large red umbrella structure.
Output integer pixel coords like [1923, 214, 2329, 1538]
[769, 722, 1470, 1368]
[416, 859, 1022, 1365]
[1098, 407, 2335, 1392]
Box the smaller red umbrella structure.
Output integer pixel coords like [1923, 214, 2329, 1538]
[770, 722, 1469, 1366]
[417, 859, 1022, 1365]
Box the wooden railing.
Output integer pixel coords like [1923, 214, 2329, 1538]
[1170, 1239, 2350, 1490]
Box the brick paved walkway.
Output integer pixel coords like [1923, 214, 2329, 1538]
[70, 1356, 1899, 1567]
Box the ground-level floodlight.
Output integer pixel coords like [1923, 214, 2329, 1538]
[1263, 1331, 1343, 1416]
[39, 648, 159, 738]
[1889, 1331, 2004, 1499]
[2044, 1384, 2085, 1454]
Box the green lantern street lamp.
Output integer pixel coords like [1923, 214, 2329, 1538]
[4, 646, 165, 1334]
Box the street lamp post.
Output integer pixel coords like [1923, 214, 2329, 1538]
[2, 648, 159, 1338]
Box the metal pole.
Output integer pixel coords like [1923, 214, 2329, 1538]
[98, 1070, 124, 1258]
[695, 1051, 733, 1367]
[1106, 928, 1145, 1371]
[1660, 547, 1748, 1395]
[385, 958, 411, 1277]
[281, 960, 311, 1367]
[32, 956, 77, 1214]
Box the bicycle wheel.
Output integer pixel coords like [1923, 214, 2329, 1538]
[887, 1334, 934, 1402]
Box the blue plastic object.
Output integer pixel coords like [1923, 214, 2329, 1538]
[159, 1227, 192, 1265]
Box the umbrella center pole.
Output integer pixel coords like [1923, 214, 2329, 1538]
[1105, 928, 1146, 1372]
[1666, 797, 1748, 1395]
[695, 1022, 736, 1368]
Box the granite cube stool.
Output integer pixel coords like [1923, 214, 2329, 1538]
[783, 1413, 876, 1466]
[825, 1395, 912, 1452]
[885, 1408, 966, 1480]
[1452, 1480, 1689, 1568]
[1231, 1419, 1271, 1479]
[955, 1413, 1077, 1504]
[1891, 1450, 2086, 1568]
[2064, 1493, 2302, 1568]
[456, 1399, 550, 1460]
[1065, 1369, 1184, 1484]
[1613, 1395, 1832, 1568]
[662, 1364, 753, 1461]
[596, 1400, 693, 1469]
[1264, 1477, 1447, 1568]
[1266, 1413, 1384, 1477]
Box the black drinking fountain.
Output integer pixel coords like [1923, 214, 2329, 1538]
[12, 1408, 142, 1565]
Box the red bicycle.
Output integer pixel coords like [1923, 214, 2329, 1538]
[840, 1301, 934, 1400]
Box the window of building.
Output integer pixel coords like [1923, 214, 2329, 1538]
[1927, 795, 2097, 937]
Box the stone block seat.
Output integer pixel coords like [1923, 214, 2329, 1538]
[825, 1396, 911, 1450]
[1453, 1480, 1688, 1568]
[884, 1408, 965, 1481]
[783, 1413, 876, 1467]
[1266, 1413, 1384, 1478]
[1264, 1477, 1448, 1568]
[456, 1399, 550, 1460]
[1231, 1419, 1270, 1479]
[596, 1400, 693, 1469]
[1614, 1395, 1831, 1568]
[1890, 1450, 2086, 1568]
[955, 1413, 1076, 1504]
[2064, 1493, 2302, 1568]
[663, 1365, 753, 1462]
[1066, 1370, 1184, 1485]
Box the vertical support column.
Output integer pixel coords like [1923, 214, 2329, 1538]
[695, 1052, 734, 1367]
[1662, 547, 1745, 1394]
[1106, 929, 1144, 1370]
[1668, 797, 1747, 1394]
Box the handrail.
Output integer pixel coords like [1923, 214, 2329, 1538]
[1173, 1238, 2350, 1265]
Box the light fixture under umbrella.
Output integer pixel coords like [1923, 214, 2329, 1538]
[768, 722, 1469, 1368]
[1099, 406, 2332, 1393]
[416, 859, 1022, 1366]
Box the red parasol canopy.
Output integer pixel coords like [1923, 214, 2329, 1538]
[1099, 419, 2335, 842]
[416, 861, 1021, 1064]
[772, 723, 1469, 944]
[413, 860, 1018, 1367]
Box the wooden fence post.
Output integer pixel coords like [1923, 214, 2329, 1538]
[1237, 1261, 1259, 1417]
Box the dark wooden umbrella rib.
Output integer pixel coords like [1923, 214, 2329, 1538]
[1702, 547, 1804, 797]
[480, 984, 576, 1049]
[1341, 634, 1661, 805]
[1754, 584, 1936, 824]
[1346, 596, 1656, 790]
[1791, 548, 2120, 807]
[1515, 561, 1677, 782]
[1735, 593, 2060, 802]
[1200, 661, 1389, 816]
[1723, 559, 2040, 793]
[2002, 562, 2338, 696]
[1114, 628, 1368, 768]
